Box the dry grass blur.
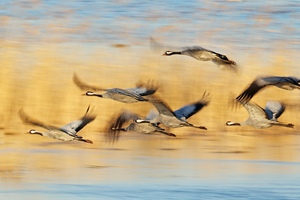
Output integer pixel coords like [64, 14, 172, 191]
[1, 40, 299, 138]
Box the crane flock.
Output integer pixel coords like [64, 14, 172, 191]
[19, 38, 300, 144]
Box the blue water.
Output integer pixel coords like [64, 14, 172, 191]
[1, 0, 300, 50]
[2, 156, 300, 200]
[1, 139, 300, 200]
[7, 181, 300, 200]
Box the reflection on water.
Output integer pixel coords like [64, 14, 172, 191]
[1, 133, 300, 199]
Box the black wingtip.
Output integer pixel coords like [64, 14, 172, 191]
[236, 92, 253, 104]
[86, 105, 91, 113]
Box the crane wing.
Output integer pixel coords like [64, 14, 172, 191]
[19, 109, 59, 130]
[127, 80, 159, 96]
[236, 76, 300, 103]
[265, 101, 285, 121]
[174, 91, 210, 120]
[145, 109, 159, 121]
[149, 97, 175, 117]
[60, 105, 96, 135]
[242, 101, 268, 121]
[105, 111, 140, 143]
[73, 73, 106, 91]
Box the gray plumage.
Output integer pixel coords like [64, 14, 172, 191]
[106, 111, 176, 143]
[19, 106, 96, 143]
[148, 92, 209, 130]
[150, 37, 237, 72]
[73, 73, 158, 103]
[236, 76, 300, 104]
[162, 46, 237, 72]
[226, 100, 294, 129]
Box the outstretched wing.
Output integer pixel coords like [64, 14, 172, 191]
[19, 109, 59, 130]
[236, 76, 300, 103]
[273, 76, 300, 90]
[174, 91, 210, 120]
[60, 105, 96, 135]
[109, 111, 140, 131]
[236, 76, 274, 103]
[150, 37, 167, 53]
[105, 111, 139, 143]
[145, 109, 159, 121]
[148, 95, 175, 117]
[128, 79, 159, 96]
[241, 101, 268, 121]
[265, 101, 286, 121]
[73, 73, 106, 91]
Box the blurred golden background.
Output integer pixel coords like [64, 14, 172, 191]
[1, 2, 300, 197]
[1, 39, 299, 138]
